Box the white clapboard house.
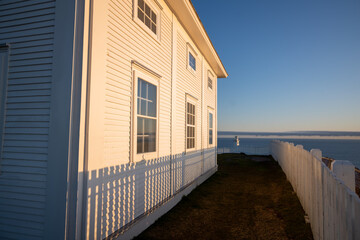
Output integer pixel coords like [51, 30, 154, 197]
[0, 0, 227, 239]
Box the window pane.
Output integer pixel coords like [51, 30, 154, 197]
[151, 24, 156, 34]
[137, 117, 144, 135]
[209, 113, 213, 128]
[145, 4, 151, 17]
[137, 136, 143, 154]
[189, 53, 196, 70]
[145, 16, 151, 28]
[140, 78, 147, 98]
[137, 97, 140, 114]
[209, 130, 213, 145]
[151, 10, 157, 23]
[144, 118, 156, 153]
[138, 0, 144, 10]
[148, 83, 156, 101]
[138, 8, 144, 22]
[140, 99, 147, 115]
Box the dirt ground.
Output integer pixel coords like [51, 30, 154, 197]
[134, 153, 313, 240]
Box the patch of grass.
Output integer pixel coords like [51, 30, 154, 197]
[135, 153, 313, 240]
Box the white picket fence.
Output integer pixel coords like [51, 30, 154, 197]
[270, 140, 360, 240]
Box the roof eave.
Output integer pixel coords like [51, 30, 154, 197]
[165, 0, 228, 78]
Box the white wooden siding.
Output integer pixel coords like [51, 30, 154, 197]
[83, 0, 219, 238]
[0, 0, 55, 239]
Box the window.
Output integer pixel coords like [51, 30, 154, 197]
[137, 78, 157, 154]
[137, 0, 157, 34]
[208, 77, 213, 90]
[0, 45, 9, 157]
[189, 52, 196, 71]
[186, 102, 196, 149]
[187, 43, 197, 74]
[134, 0, 161, 40]
[208, 112, 213, 146]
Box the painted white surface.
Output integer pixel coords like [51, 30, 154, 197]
[81, 0, 220, 238]
[331, 161, 355, 192]
[271, 140, 360, 240]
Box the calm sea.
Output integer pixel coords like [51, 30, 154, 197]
[217, 137, 360, 168]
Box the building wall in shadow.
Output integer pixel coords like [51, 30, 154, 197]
[84, 148, 216, 239]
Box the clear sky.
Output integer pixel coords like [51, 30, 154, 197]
[192, 0, 360, 132]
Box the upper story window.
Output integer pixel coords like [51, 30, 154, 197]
[134, 0, 161, 41]
[186, 101, 196, 150]
[208, 71, 214, 90]
[137, 0, 157, 34]
[208, 77, 213, 90]
[187, 43, 197, 74]
[189, 52, 196, 71]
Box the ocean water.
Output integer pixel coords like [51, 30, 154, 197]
[217, 137, 360, 169]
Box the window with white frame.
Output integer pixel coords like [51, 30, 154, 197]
[187, 43, 197, 73]
[134, 0, 161, 40]
[186, 101, 196, 150]
[189, 52, 196, 71]
[136, 78, 157, 154]
[208, 111, 213, 145]
[208, 71, 213, 90]
[208, 76, 213, 90]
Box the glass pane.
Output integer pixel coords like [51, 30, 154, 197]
[137, 117, 144, 135]
[151, 10, 157, 23]
[140, 78, 147, 98]
[144, 118, 156, 153]
[145, 4, 151, 17]
[137, 136, 143, 154]
[151, 24, 156, 34]
[145, 16, 151, 28]
[209, 113, 213, 128]
[138, 0, 144, 10]
[148, 100, 156, 117]
[137, 97, 140, 114]
[189, 53, 196, 70]
[139, 99, 146, 116]
[148, 82, 156, 100]
[138, 8, 144, 22]
[209, 129, 213, 145]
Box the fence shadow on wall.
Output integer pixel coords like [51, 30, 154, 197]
[83, 148, 216, 239]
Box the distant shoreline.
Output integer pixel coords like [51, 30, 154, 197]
[218, 135, 360, 140]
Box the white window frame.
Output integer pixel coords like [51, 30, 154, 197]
[207, 70, 214, 91]
[133, 0, 162, 42]
[131, 65, 160, 162]
[185, 94, 197, 152]
[186, 43, 197, 75]
[208, 108, 214, 147]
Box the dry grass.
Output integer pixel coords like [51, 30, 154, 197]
[134, 153, 313, 240]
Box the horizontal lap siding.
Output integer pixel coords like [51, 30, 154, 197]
[0, 1, 55, 239]
[174, 30, 202, 154]
[104, 0, 172, 165]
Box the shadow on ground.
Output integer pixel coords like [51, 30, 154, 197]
[134, 153, 313, 240]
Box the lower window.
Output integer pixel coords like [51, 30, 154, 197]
[137, 78, 157, 154]
[208, 111, 213, 145]
[186, 101, 196, 149]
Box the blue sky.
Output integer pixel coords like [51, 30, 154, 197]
[192, 0, 360, 132]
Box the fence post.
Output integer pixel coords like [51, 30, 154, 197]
[331, 161, 356, 192]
